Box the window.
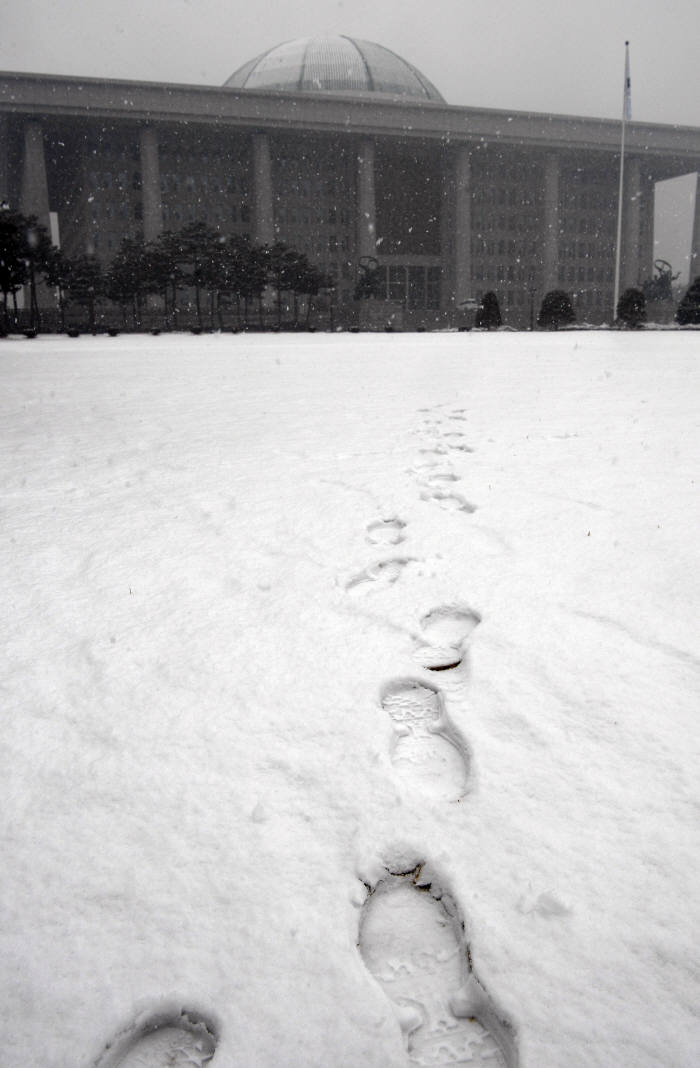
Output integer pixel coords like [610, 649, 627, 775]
[427, 267, 441, 309]
[388, 266, 404, 303]
[408, 266, 426, 309]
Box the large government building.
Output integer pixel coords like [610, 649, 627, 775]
[2, 36, 700, 328]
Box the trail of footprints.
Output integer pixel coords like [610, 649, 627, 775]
[353, 408, 516, 1067]
[412, 410, 477, 514]
[90, 407, 513, 1068]
[346, 410, 477, 596]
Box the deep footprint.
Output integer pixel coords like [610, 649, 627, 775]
[359, 870, 515, 1068]
[366, 517, 407, 546]
[95, 1011, 217, 1067]
[346, 558, 410, 595]
[381, 680, 469, 800]
[414, 605, 481, 671]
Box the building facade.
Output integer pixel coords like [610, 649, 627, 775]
[2, 36, 700, 328]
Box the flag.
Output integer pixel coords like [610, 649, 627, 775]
[624, 41, 632, 121]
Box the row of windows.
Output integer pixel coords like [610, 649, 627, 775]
[559, 241, 612, 261]
[560, 216, 612, 236]
[87, 169, 253, 199]
[474, 259, 615, 287]
[576, 289, 609, 305]
[88, 145, 139, 163]
[160, 173, 249, 196]
[475, 163, 541, 184]
[274, 175, 352, 198]
[562, 168, 612, 185]
[473, 186, 538, 208]
[161, 203, 251, 225]
[474, 212, 614, 240]
[561, 190, 615, 212]
[156, 150, 250, 173]
[472, 238, 539, 258]
[474, 264, 528, 283]
[564, 265, 614, 284]
[273, 224, 352, 254]
[273, 205, 351, 228]
[472, 215, 539, 235]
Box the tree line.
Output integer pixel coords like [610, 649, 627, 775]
[0, 209, 334, 334]
[2, 206, 699, 333]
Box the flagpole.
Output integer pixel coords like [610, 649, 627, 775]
[613, 41, 631, 321]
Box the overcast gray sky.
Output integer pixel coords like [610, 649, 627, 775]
[1, 0, 699, 127]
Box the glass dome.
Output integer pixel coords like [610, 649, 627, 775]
[225, 36, 445, 103]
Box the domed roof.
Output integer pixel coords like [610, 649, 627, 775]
[225, 36, 444, 102]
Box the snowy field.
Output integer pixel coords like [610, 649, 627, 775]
[2, 330, 700, 1068]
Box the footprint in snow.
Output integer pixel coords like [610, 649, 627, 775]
[346, 558, 411, 596]
[441, 431, 475, 453]
[422, 488, 476, 514]
[415, 447, 449, 463]
[366, 517, 407, 546]
[381, 679, 470, 801]
[424, 470, 460, 486]
[413, 604, 481, 672]
[359, 868, 515, 1068]
[95, 1010, 217, 1067]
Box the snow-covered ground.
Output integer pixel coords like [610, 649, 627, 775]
[2, 330, 699, 1068]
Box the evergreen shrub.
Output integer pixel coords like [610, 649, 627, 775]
[676, 277, 700, 326]
[616, 287, 647, 328]
[538, 290, 576, 330]
[475, 291, 502, 329]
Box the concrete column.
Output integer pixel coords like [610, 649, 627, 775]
[543, 153, 560, 291]
[19, 120, 50, 229]
[622, 156, 642, 288]
[638, 170, 655, 285]
[439, 150, 455, 312]
[356, 139, 376, 260]
[690, 173, 700, 282]
[452, 145, 472, 308]
[0, 115, 9, 206]
[251, 132, 274, 246]
[139, 126, 162, 243]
